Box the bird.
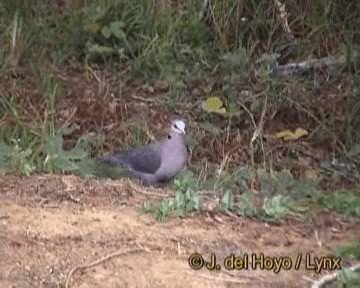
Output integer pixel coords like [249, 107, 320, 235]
[97, 119, 188, 185]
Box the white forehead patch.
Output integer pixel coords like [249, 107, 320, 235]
[174, 120, 185, 134]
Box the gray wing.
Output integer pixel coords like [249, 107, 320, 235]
[98, 144, 162, 174]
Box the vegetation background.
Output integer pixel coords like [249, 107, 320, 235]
[0, 0, 359, 287]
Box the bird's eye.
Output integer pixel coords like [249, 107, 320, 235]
[174, 124, 178, 129]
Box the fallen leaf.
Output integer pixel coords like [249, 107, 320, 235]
[202, 96, 226, 114]
[274, 128, 308, 140]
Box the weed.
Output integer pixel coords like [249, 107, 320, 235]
[315, 192, 360, 217]
[332, 238, 360, 260]
[330, 238, 360, 287]
[336, 267, 360, 287]
[218, 189, 234, 210]
[0, 140, 12, 173]
[139, 170, 202, 221]
[6, 138, 34, 176]
[43, 131, 91, 175]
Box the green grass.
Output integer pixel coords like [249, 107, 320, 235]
[329, 239, 360, 287]
[0, 0, 359, 222]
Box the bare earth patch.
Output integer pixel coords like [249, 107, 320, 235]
[0, 175, 359, 288]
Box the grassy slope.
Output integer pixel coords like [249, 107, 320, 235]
[0, 1, 359, 285]
[0, 1, 359, 218]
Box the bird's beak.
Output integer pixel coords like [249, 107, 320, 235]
[179, 126, 185, 134]
[173, 120, 186, 134]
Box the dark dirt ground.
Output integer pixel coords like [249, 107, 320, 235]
[0, 174, 359, 288]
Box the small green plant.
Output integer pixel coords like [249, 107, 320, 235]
[80, 1, 212, 79]
[231, 166, 319, 220]
[329, 239, 360, 287]
[218, 189, 234, 210]
[220, 47, 250, 75]
[139, 170, 202, 221]
[0, 140, 12, 173]
[43, 129, 93, 176]
[314, 192, 360, 217]
[236, 191, 294, 220]
[336, 267, 360, 287]
[332, 238, 360, 260]
[7, 138, 35, 176]
[236, 191, 262, 217]
[262, 195, 292, 219]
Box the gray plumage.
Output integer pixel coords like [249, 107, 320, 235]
[97, 119, 188, 185]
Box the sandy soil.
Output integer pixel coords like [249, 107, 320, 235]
[0, 175, 359, 288]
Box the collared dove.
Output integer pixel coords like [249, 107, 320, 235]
[97, 119, 188, 185]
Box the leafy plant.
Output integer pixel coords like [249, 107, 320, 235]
[80, 1, 212, 79]
[330, 238, 360, 287]
[139, 170, 202, 221]
[232, 166, 319, 219]
[237, 190, 263, 218]
[0, 140, 12, 173]
[262, 195, 292, 219]
[218, 189, 234, 210]
[43, 131, 93, 176]
[332, 238, 360, 260]
[6, 139, 34, 176]
[336, 267, 360, 287]
[315, 192, 360, 217]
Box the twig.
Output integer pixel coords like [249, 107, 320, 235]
[199, 0, 209, 20]
[207, 1, 227, 48]
[65, 244, 146, 288]
[128, 181, 168, 198]
[273, 0, 294, 40]
[143, 121, 156, 141]
[104, 180, 168, 198]
[271, 52, 359, 75]
[223, 209, 242, 220]
[238, 96, 267, 169]
[131, 94, 154, 102]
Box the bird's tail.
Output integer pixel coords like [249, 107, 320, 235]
[96, 152, 124, 165]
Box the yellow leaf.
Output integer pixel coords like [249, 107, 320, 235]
[274, 130, 293, 139]
[274, 128, 308, 140]
[202, 97, 226, 114]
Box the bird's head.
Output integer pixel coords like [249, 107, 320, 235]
[170, 119, 186, 135]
